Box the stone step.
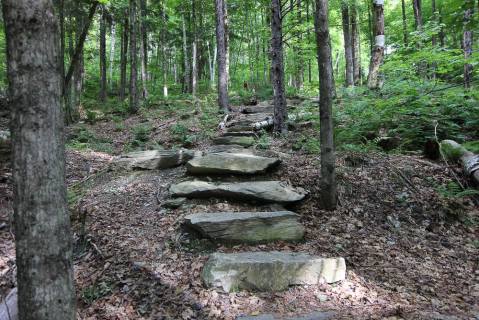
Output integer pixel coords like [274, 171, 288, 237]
[113, 149, 196, 170]
[184, 211, 304, 244]
[212, 136, 255, 147]
[202, 252, 346, 292]
[170, 181, 307, 204]
[226, 125, 256, 132]
[221, 131, 257, 137]
[207, 145, 254, 154]
[242, 106, 274, 114]
[186, 153, 280, 175]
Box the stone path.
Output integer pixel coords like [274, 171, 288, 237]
[114, 100, 346, 319]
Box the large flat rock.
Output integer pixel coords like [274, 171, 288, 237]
[213, 136, 255, 147]
[170, 181, 307, 204]
[113, 149, 196, 170]
[202, 252, 346, 292]
[184, 211, 304, 243]
[186, 153, 280, 175]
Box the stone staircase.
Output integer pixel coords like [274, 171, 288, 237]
[168, 102, 346, 300]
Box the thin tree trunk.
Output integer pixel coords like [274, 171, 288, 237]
[314, 0, 337, 210]
[367, 0, 385, 89]
[109, 19, 116, 91]
[129, 0, 139, 112]
[463, 0, 474, 89]
[413, 0, 423, 30]
[215, 0, 229, 111]
[162, 0, 168, 97]
[99, 6, 107, 101]
[3, 1, 76, 319]
[139, 0, 148, 99]
[341, 3, 354, 87]
[351, 5, 361, 86]
[271, 0, 288, 134]
[191, 0, 198, 98]
[182, 15, 190, 94]
[120, 11, 128, 100]
[402, 0, 408, 46]
[64, 1, 98, 92]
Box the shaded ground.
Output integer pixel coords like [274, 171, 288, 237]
[0, 104, 478, 319]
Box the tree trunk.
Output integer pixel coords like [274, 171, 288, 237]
[109, 19, 116, 91]
[413, 0, 423, 30]
[271, 0, 288, 134]
[191, 0, 198, 98]
[120, 11, 128, 100]
[463, 0, 474, 89]
[99, 6, 107, 101]
[441, 140, 479, 185]
[182, 14, 190, 94]
[314, 0, 337, 210]
[2, 1, 76, 319]
[401, 0, 408, 46]
[341, 3, 354, 87]
[64, 1, 98, 93]
[367, 0, 385, 89]
[139, 0, 148, 99]
[162, 0, 168, 97]
[129, 0, 139, 113]
[215, 0, 229, 112]
[351, 5, 361, 86]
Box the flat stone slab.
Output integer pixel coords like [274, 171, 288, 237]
[170, 181, 307, 204]
[207, 145, 255, 154]
[237, 311, 336, 320]
[202, 252, 346, 292]
[213, 136, 255, 147]
[186, 153, 281, 175]
[184, 211, 304, 243]
[113, 149, 196, 170]
[242, 106, 274, 114]
[222, 131, 257, 137]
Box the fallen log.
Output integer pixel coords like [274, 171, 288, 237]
[441, 139, 479, 185]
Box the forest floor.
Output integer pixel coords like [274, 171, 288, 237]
[0, 99, 478, 320]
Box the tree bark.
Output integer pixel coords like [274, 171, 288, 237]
[191, 0, 198, 98]
[271, 0, 288, 134]
[99, 6, 107, 101]
[413, 0, 423, 30]
[463, 0, 474, 89]
[341, 3, 354, 87]
[64, 1, 98, 93]
[129, 0, 139, 112]
[314, 0, 337, 210]
[215, 0, 229, 112]
[2, 0, 76, 319]
[182, 14, 190, 94]
[139, 0, 148, 99]
[367, 0, 385, 89]
[109, 19, 116, 91]
[120, 11, 128, 100]
[351, 5, 361, 86]
[401, 0, 408, 46]
[162, 0, 168, 97]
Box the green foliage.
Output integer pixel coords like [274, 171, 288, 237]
[132, 123, 152, 142]
[81, 282, 112, 305]
[293, 135, 321, 154]
[67, 126, 114, 154]
[437, 181, 479, 199]
[463, 141, 479, 154]
[440, 142, 464, 162]
[256, 133, 270, 150]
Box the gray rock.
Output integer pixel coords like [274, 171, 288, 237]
[113, 149, 197, 170]
[186, 153, 281, 175]
[0, 130, 11, 159]
[227, 125, 256, 133]
[237, 311, 336, 320]
[170, 181, 307, 204]
[184, 211, 304, 243]
[213, 136, 255, 147]
[222, 131, 257, 137]
[207, 145, 254, 155]
[163, 197, 187, 209]
[202, 252, 346, 292]
[242, 106, 274, 114]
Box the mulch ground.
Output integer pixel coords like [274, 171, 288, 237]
[0, 112, 478, 320]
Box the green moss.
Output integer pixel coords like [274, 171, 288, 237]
[463, 141, 479, 154]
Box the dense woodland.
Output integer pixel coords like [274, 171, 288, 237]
[0, 0, 478, 319]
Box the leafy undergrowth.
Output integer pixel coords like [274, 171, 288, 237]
[0, 99, 478, 319]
